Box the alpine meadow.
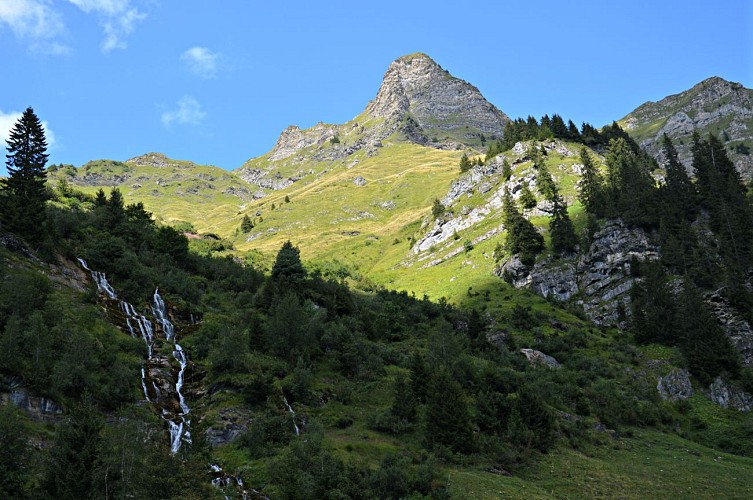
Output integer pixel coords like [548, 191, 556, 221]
[3, 47, 753, 500]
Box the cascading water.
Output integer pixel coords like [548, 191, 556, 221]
[78, 259, 259, 497]
[283, 394, 301, 436]
[153, 288, 175, 341]
[77, 260, 191, 455]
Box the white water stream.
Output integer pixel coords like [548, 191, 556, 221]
[78, 259, 191, 455]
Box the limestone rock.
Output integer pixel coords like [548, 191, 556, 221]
[497, 219, 659, 325]
[366, 53, 509, 140]
[657, 368, 694, 402]
[520, 349, 561, 369]
[622, 77, 753, 180]
[705, 292, 753, 367]
[703, 377, 753, 412]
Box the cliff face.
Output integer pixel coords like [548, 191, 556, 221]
[497, 219, 659, 326]
[622, 77, 753, 179]
[366, 53, 509, 140]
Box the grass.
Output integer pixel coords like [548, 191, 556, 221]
[446, 429, 753, 499]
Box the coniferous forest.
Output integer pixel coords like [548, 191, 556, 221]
[2, 100, 753, 499]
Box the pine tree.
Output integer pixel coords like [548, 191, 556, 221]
[271, 241, 307, 284]
[549, 194, 577, 254]
[459, 153, 471, 173]
[424, 368, 474, 453]
[577, 147, 603, 216]
[240, 214, 254, 233]
[519, 184, 537, 210]
[1, 107, 49, 240]
[503, 190, 544, 265]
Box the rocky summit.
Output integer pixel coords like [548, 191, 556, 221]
[365, 52, 509, 143]
[235, 53, 508, 193]
[621, 76, 753, 179]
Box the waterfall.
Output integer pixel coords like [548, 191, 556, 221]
[153, 288, 174, 341]
[283, 394, 301, 436]
[77, 259, 192, 455]
[78, 258, 117, 299]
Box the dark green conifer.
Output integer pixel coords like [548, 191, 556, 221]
[1, 107, 49, 240]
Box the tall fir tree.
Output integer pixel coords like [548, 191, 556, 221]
[577, 146, 604, 216]
[549, 194, 577, 255]
[1, 107, 49, 240]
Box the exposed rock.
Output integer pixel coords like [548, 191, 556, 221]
[1, 386, 63, 422]
[703, 377, 753, 412]
[520, 348, 561, 369]
[497, 219, 659, 325]
[705, 292, 753, 367]
[205, 408, 251, 447]
[353, 176, 367, 186]
[622, 77, 753, 180]
[366, 53, 509, 140]
[657, 368, 694, 402]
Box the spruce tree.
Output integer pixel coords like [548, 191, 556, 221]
[549, 194, 577, 254]
[1, 107, 49, 239]
[459, 153, 471, 173]
[577, 147, 604, 216]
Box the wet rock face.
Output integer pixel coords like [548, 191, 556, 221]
[1, 386, 63, 421]
[498, 219, 659, 325]
[657, 368, 694, 402]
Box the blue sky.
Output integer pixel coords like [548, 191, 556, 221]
[1, 1, 751, 174]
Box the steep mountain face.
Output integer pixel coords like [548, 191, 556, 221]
[621, 77, 753, 179]
[235, 53, 508, 194]
[365, 52, 509, 142]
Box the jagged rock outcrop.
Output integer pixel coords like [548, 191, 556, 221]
[366, 53, 509, 140]
[657, 368, 694, 402]
[498, 219, 659, 325]
[703, 377, 753, 412]
[622, 77, 753, 179]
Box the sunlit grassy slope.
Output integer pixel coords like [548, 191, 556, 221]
[48, 139, 599, 318]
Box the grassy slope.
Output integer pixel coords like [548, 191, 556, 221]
[448, 429, 753, 499]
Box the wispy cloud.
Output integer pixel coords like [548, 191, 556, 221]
[0, 0, 69, 54]
[161, 96, 206, 127]
[66, 0, 146, 52]
[0, 109, 57, 149]
[181, 46, 220, 79]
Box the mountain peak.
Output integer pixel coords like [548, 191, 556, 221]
[365, 53, 508, 140]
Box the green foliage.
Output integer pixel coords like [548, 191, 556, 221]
[519, 183, 537, 209]
[577, 146, 605, 216]
[240, 214, 254, 233]
[502, 190, 544, 265]
[549, 195, 577, 254]
[431, 198, 445, 219]
[271, 240, 307, 285]
[459, 152, 472, 172]
[0, 404, 28, 497]
[1, 107, 49, 241]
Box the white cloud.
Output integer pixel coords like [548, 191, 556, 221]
[161, 96, 206, 127]
[0, 109, 57, 149]
[66, 0, 145, 52]
[0, 0, 67, 51]
[66, 0, 130, 16]
[181, 47, 219, 79]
